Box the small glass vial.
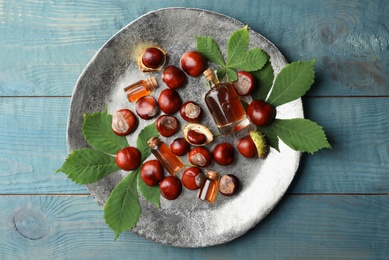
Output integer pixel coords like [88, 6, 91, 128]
[124, 77, 158, 102]
[147, 136, 183, 175]
[198, 170, 219, 203]
[204, 69, 250, 135]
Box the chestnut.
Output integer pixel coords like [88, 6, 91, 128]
[170, 137, 191, 156]
[180, 50, 207, 77]
[218, 174, 240, 196]
[179, 101, 202, 123]
[135, 96, 159, 120]
[156, 115, 179, 137]
[237, 135, 257, 158]
[186, 130, 207, 145]
[140, 160, 164, 186]
[162, 65, 187, 89]
[158, 88, 182, 114]
[159, 176, 182, 200]
[138, 46, 167, 72]
[111, 109, 137, 136]
[182, 167, 204, 190]
[247, 100, 276, 126]
[188, 147, 212, 167]
[212, 143, 235, 166]
[116, 147, 141, 171]
[234, 71, 256, 96]
[182, 123, 213, 146]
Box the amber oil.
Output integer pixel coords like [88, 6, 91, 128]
[204, 69, 249, 135]
[199, 170, 219, 203]
[147, 137, 183, 175]
[124, 77, 158, 102]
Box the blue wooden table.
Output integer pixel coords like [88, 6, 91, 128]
[1, 0, 388, 259]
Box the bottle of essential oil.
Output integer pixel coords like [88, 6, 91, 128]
[199, 170, 219, 203]
[124, 77, 158, 102]
[147, 137, 183, 175]
[203, 69, 249, 135]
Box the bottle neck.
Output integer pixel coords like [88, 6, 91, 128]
[144, 77, 158, 91]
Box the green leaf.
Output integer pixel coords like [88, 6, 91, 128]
[251, 61, 275, 101]
[196, 36, 225, 66]
[225, 68, 238, 82]
[267, 59, 315, 107]
[257, 125, 280, 152]
[216, 67, 227, 81]
[227, 48, 269, 72]
[137, 173, 160, 208]
[82, 111, 129, 154]
[271, 118, 331, 154]
[56, 148, 119, 184]
[226, 26, 249, 66]
[136, 122, 159, 161]
[104, 169, 140, 240]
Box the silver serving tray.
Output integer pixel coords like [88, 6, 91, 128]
[67, 8, 303, 247]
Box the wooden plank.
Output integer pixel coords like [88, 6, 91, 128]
[0, 96, 388, 194]
[291, 97, 389, 194]
[1, 0, 388, 96]
[0, 97, 87, 194]
[0, 195, 387, 259]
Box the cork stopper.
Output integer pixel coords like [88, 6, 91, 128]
[206, 170, 218, 180]
[203, 68, 217, 81]
[145, 77, 158, 91]
[147, 136, 160, 149]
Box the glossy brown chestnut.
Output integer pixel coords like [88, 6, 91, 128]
[156, 115, 179, 137]
[186, 130, 207, 145]
[158, 88, 182, 114]
[140, 160, 164, 186]
[234, 71, 256, 96]
[111, 109, 137, 136]
[180, 50, 207, 77]
[159, 176, 182, 200]
[212, 143, 235, 165]
[247, 100, 276, 126]
[116, 147, 141, 171]
[162, 65, 187, 89]
[237, 135, 257, 158]
[141, 47, 166, 69]
[188, 147, 212, 167]
[179, 101, 202, 123]
[219, 174, 240, 196]
[135, 96, 159, 120]
[170, 137, 191, 156]
[182, 167, 204, 190]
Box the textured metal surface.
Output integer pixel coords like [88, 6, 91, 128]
[67, 8, 303, 247]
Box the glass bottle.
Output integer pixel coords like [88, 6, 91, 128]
[124, 77, 158, 102]
[198, 170, 219, 203]
[203, 69, 249, 135]
[147, 136, 183, 175]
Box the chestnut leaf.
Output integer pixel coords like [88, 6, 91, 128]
[82, 111, 129, 155]
[226, 47, 268, 72]
[195, 36, 225, 66]
[257, 125, 280, 152]
[271, 118, 331, 154]
[104, 169, 140, 240]
[56, 148, 119, 184]
[266, 60, 315, 107]
[137, 173, 161, 209]
[136, 121, 159, 161]
[226, 26, 249, 66]
[251, 61, 275, 101]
